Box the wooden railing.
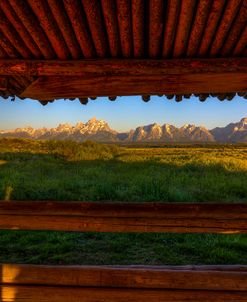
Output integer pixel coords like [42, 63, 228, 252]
[1, 264, 247, 301]
[0, 201, 247, 233]
[1, 200, 247, 301]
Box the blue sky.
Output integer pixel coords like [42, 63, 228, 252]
[0, 95, 247, 132]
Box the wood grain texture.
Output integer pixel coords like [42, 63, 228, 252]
[0, 201, 247, 233]
[8, 0, 55, 59]
[132, 0, 145, 58]
[21, 72, 247, 100]
[2, 286, 247, 302]
[1, 264, 247, 291]
[162, 0, 181, 58]
[198, 0, 226, 57]
[0, 58, 247, 100]
[101, 0, 121, 57]
[0, 58, 244, 99]
[117, 0, 132, 57]
[0, 0, 42, 58]
[2, 58, 246, 76]
[1, 0, 246, 62]
[1, 264, 247, 301]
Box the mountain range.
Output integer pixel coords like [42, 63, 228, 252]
[1, 117, 247, 143]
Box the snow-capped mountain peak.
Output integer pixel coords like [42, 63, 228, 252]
[1, 118, 247, 143]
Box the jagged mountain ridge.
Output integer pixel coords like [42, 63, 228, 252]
[0, 118, 118, 142]
[1, 117, 247, 143]
[211, 118, 247, 143]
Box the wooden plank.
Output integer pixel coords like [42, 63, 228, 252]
[0, 201, 247, 233]
[0, 58, 246, 99]
[0, 58, 246, 76]
[1, 264, 247, 291]
[20, 72, 247, 99]
[1, 264, 247, 301]
[0, 58, 240, 99]
[1, 201, 247, 218]
[1, 285, 247, 302]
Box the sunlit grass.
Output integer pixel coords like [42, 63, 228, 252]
[0, 138, 246, 203]
[0, 138, 246, 265]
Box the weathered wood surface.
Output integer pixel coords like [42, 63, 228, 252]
[0, 201, 247, 233]
[1, 264, 247, 301]
[0, 58, 246, 99]
[0, 58, 246, 76]
[2, 286, 247, 302]
[1, 264, 247, 291]
[21, 72, 247, 100]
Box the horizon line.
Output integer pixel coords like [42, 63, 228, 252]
[1, 116, 246, 133]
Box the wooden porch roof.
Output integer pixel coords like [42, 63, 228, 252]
[0, 0, 246, 103]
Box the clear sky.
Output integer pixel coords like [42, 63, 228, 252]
[0, 95, 247, 132]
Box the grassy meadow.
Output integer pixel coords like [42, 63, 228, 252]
[0, 138, 247, 265]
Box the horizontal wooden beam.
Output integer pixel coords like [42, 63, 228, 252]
[1, 264, 247, 301]
[21, 73, 247, 100]
[0, 201, 247, 233]
[2, 286, 247, 302]
[0, 58, 246, 99]
[0, 58, 246, 76]
[1, 264, 247, 291]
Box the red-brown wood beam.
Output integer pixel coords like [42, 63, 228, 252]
[1, 264, 247, 291]
[0, 58, 246, 99]
[198, 0, 226, 57]
[221, 0, 247, 56]
[46, 0, 82, 59]
[173, 0, 197, 57]
[63, 0, 95, 58]
[2, 285, 247, 302]
[186, 0, 212, 57]
[0, 0, 42, 58]
[0, 31, 20, 58]
[101, 0, 121, 57]
[117, 0, 133, 57]
[0, 58, 245, 76]
[0, 7, 33, 58]
[8, 0, 55, 59]
[27, 0, 70, 59]
[209, 0, 242, 57]
[162, 0, 181, 58]
[132, 0, 145, 58]
[149, 0, 165, 58]
[1, 201, 247, 233]
[233, 25, 247, 56]
[81, 0, 108, 58]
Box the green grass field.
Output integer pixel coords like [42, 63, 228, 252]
[0, 138, 247, 265]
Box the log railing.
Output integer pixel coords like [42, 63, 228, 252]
[1, 201, 247, 301]
[1, 264, 247, 301]
[0, 201, 247, 233]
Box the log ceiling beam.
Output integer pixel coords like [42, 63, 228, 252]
[0, 58, 246, 100]
[1, 201, 247, 233]
[0, 58, 246, 77]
